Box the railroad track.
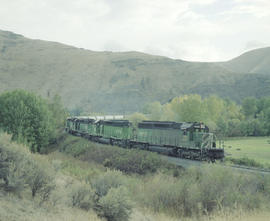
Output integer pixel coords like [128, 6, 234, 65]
[163, 155, 270, 175]
[225, 164, 270, 175]
[68, 132, 270, 175]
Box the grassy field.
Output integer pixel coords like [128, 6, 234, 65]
[224, 137, 270, 166]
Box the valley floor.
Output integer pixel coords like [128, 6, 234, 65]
[225, 136, 270, 167]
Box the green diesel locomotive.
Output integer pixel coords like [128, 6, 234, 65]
[66, 117, 224, 161]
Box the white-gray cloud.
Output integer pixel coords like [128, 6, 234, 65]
[0, 0, 269, 61]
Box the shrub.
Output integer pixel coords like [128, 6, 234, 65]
[0, 134, 55, 202]
[60, 135, 167, 175]
[0, 137, 30, 194]
[137, 165, 270, 217]
[1, 161, 26, 194]
[90, 170, 126, 198]
[69, 182, 95, 210]
[60, 136, 166, 175]
[136, 173, 197, 216]
[97, 186, 132, 221]
[89, 170, 133, 221]
[25, 157, 55, 201]
[108, 149, 164, 174]
[59, 136, 90, 157]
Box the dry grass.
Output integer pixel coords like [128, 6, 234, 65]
[1, 133, 270, 221]
[130, 209, 270, 221]
[0, 192, 102, 221]
[1, 192, 269, 221]
[47, 151, 106, 181]
[0, 133, 101, 221]
[197, 211, 270, 221]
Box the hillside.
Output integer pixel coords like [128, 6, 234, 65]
[1, 30, 270, 113]
[1, 133, 270, 221]
[220, 47, 270, 75]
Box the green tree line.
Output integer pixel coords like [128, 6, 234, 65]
[0, 90, 67, 152]
[130, 94, 270, 137]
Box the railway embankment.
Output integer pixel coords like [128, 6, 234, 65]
[163, 155, 270, 175]
[2, 132, 270, 221]
[54, 133, 270, 219]
[61, 132, 270, 175]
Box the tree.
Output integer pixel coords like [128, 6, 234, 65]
[48, 94, 67, 129]
[261, 107, 270, 135]
[0, 90, 55, 152]
[47, 94, 68, 145]
[160, 103, 176, 121]
[143, 101, 163, 120]
[256, 97, 270, 114]
[204, 96, 225, 122]
[127, 112, 148, 128]
[242, 97, 257, 118]
[176, 95, 205, 122]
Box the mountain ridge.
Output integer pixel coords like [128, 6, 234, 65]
[220, 47, 270, 75]
[1, 30, 270, 113]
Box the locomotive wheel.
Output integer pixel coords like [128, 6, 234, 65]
[144, 144, 149, 151]
[110, 138, 114, 146]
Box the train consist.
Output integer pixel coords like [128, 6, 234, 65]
[66, 116, 224, 161]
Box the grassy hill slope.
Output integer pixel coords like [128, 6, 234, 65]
[1, 30, 270, 112]
[220, 47, 270, 75]
[1, 132, 270, 221]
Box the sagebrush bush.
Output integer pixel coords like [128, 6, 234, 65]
[90, 170, 126, 198]
[25, 157, 55, 202]
[0, 134, 55, 202]
[108, 149, 164, 174]
[69, 182, 96, 210]
[2, 161, 26, 194]
[59, 136, 90, 156]
[89, 170, 133, 221]
[136, 173, 197, 216]
[60, 136, 166, 174]
[97, 186, 132, 221]
[0, 136, 31, 194]
[137, 165, 270, 217]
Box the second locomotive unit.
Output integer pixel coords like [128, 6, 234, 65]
[66, 116, 224, 161]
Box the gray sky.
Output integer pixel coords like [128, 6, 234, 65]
[0, 0, 269, 61]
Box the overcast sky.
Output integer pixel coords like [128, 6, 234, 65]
[0, 0, 269, 61]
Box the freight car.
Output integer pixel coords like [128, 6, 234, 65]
[66, 116, 224, 161]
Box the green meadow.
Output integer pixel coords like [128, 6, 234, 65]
[224, 137, 270, 166]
